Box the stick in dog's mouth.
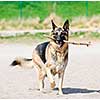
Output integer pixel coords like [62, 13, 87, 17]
[44, 35, 56, 41]
[44, 35, 91, 47]
[64, 40, 91, 47]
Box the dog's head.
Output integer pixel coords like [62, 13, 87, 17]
[51, 20, 69, 47]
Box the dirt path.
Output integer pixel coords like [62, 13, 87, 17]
[0, 41, 100, 99]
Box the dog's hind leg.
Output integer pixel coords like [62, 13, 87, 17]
[38, 69, 45, 91]
[33, 61, 46, 92]
[38, 80, 44, 91]
[32, 51, 46, 92]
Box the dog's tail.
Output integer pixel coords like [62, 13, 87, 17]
[10, 57, 34, 69]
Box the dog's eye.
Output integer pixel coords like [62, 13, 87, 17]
[52, 32, 58, 35]
[61, 34, 65, 37]
[61, 32, 65, 36]
[62, 31, 68, 35]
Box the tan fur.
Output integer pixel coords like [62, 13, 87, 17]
[50, 81, 56, 89]
[11, 20, 69, 95]
[31, 41, 68, 94]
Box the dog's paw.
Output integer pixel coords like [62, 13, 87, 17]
[57, 91, 63, 95]
[50, 81, 56, 89]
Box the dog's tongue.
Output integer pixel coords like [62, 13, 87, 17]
[58, 42, 62, 48]
[58, 45, 61, 48]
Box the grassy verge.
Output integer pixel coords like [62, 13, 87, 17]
[0, 32, 100, 44]
[71, 32, 100, 39]
[0, 32, 49, 44]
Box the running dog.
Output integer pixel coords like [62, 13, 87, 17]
[11, 20, 69, 95]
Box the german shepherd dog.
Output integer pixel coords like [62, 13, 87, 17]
[11, 20, 69, 95]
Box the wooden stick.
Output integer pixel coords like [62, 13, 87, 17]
[64, 40, 91, 47]
[44, 35, 91, 47]
[44, 35, 55, 41]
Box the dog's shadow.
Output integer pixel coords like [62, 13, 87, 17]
[54, 87, 100, 94]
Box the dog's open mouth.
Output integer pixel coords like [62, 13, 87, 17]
[56, 41, 63, 48]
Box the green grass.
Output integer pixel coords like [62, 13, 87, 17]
[90, 32, 100, 38]
[0, 32, 100, 44]
[0, 32, 49, 44]
[71, 32, 100, 39]
[0, 1, 100, 21]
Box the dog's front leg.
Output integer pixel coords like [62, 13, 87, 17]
[58, 70, 64, 95]
[46, 67, 56, 89]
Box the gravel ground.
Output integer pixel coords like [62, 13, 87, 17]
[0, 41, 100, 99]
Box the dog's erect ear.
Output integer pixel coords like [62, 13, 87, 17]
[63, 20, 69, 31]
[51, 20, 57, 30]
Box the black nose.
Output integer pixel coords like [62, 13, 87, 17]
[57, 36, 61, 41]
